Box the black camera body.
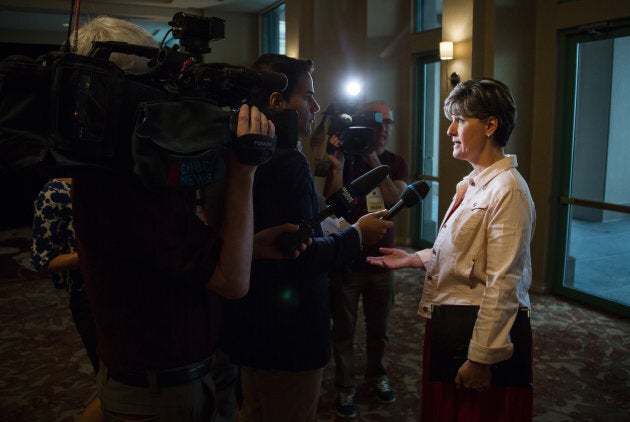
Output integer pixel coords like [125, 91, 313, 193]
[0, 12, 291, 191]
[325, 104, 383, 155]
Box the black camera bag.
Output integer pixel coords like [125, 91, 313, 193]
[0, 55, 53, 173]
[49, 53, 169, 176]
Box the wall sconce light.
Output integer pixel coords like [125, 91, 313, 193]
[439, 41, 460, 87]
[439, 41, 453, 60]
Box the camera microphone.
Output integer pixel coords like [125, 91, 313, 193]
[255, 70, 288, 93]
[338, 113, 353, 124]
[275, 165, 390, 255]
[381, 180, 430, 221]
[214, 64, 288, 93]
[326, 114, 352, 154]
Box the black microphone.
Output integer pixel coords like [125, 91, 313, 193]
[324, 164, 390, 219]
[275, 165, 390, 255]
[381, 180, 430, 221]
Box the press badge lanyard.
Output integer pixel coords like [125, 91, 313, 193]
[366, 186, 385, 212]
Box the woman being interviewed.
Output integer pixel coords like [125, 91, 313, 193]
[367, 78, 535, 421]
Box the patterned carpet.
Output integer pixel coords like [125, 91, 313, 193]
[1, 226, 629, 421]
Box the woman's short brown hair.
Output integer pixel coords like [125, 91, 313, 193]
[444, 78, 517, 147]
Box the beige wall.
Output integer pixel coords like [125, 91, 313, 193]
[203, 12, 258, 66]
[286, 0, 368, 110]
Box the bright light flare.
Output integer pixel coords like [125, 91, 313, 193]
[345, 79, 362, 97]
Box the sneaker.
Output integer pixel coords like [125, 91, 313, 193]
[334, 392, 357, 418]
[373, 376, 396, 403]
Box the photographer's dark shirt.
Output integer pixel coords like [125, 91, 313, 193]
[73, 173, 222, 373]
[221, 147, 362, 372]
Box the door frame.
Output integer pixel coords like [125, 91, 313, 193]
[551, 19, 630, 318]
[411, 51, 441, 250]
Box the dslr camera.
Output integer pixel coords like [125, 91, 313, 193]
[323, 103, 383, 155]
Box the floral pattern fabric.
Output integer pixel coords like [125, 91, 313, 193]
[31, 179, 78, 291]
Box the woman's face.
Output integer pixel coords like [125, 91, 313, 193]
[446, 115, 489, 165]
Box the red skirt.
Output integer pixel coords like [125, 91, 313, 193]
[421, 319, 533, 422]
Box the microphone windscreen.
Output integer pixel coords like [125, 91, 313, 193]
[380, 180, 430, 221]
[339, 113, 353, 124]
[401, 180, 430, 207]
[349, 165, 390, 196]
[324, 165, 390, 219]
[259, 70, 288, 92]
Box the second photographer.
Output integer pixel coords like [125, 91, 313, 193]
[324, 100, 409, 418]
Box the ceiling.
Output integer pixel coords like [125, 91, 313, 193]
[0, 0, 279, 35]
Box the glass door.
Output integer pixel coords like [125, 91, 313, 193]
[554, 21, 630, 317]
[412, 54, 441, 248]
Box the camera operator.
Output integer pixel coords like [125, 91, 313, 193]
[70, 17, 304, 421]
[324, 100, 408, 417]
[219, 54, 393, 422]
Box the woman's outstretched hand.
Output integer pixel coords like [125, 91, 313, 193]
[366, 247, 424, 270]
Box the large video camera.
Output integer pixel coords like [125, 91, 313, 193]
[323, 102, 383, 155]
[1, 12, 290, 191]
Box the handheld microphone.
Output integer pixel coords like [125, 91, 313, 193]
[324, 164, 390, 219]
[381, 180, 430, 221]
[275, 165, 390, 255]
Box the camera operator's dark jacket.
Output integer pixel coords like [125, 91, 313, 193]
[73, 173, 222, 373]
[221, 139, 362, 371]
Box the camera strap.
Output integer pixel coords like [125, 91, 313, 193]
[226, 133, 275, 166]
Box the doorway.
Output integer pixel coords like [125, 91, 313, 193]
[412, 53, 441, 249]
[554, 21, 630, 318]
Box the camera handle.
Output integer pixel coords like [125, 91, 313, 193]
[88, 41, 159, 62]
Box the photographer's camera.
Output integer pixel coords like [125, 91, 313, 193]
[325, 106, 383, 155]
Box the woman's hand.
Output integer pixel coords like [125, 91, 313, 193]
[365, 247, 424, 270]
[455, 360, 491, 391]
